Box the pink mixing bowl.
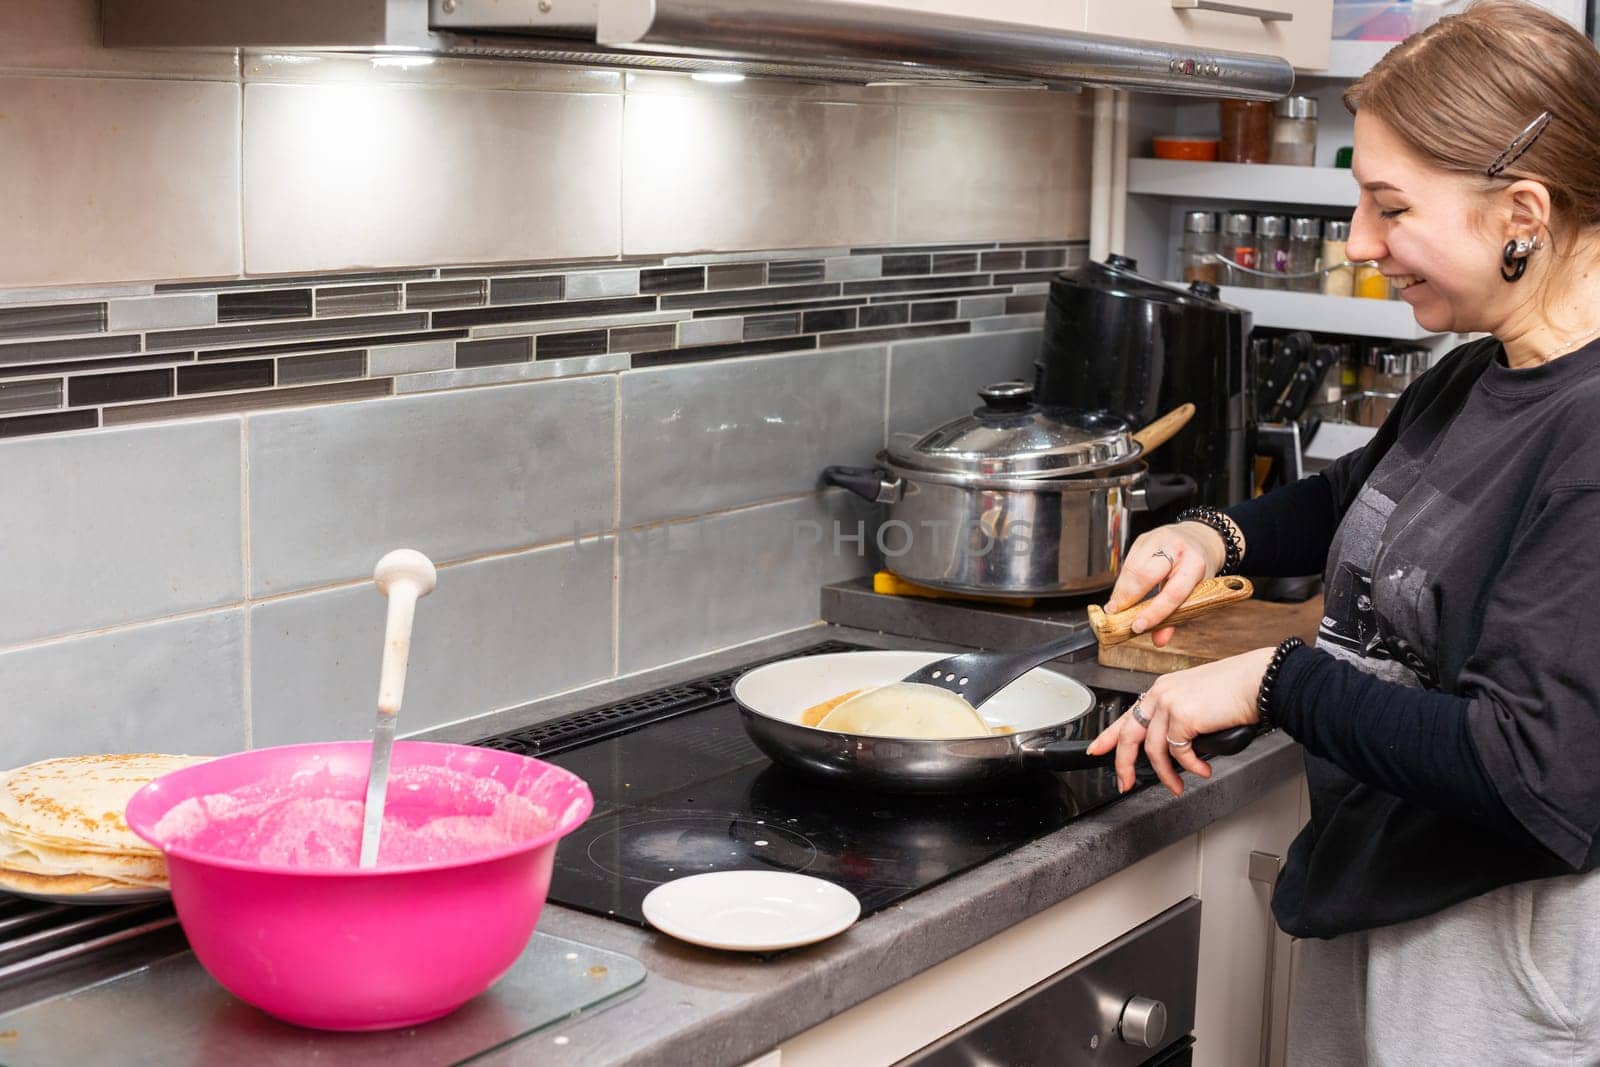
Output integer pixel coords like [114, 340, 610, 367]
[125, 740, 593, 1032]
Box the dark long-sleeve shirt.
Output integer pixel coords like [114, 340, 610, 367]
[1224, 335, 1600, 938]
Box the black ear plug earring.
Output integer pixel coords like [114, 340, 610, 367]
[1501, 236, 1535, 283]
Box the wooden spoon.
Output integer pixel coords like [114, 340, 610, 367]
[1131, 402, 1196, 457]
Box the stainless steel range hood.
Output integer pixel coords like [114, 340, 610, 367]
[102, 0, 1294, 98]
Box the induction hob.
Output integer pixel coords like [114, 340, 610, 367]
[473, 641, 1141, 927]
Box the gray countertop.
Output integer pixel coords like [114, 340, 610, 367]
[442, 622, 1305, 1067]
[1, 620, 1301, 1066]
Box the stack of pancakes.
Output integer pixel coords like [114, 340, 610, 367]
[0, 754, 209, 896]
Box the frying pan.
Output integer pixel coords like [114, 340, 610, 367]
[732, 650, 1119, 793]
[734, 650, 1257, 793]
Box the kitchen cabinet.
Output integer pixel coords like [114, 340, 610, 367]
[826, 0, 1333, 68]
[1087, 0, 1332, 72]
[1192, 772, 1306, 1067]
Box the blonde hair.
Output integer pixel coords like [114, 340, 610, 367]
[1343, 0, 1600, 232]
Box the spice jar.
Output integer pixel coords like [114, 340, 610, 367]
[1219, 100, 1272, 164]
[1287, 216, 1322, 293]
[1269, 96, 1318, 166]
[1322, 219, 1354, 297]
[1375, 345, 1427, 392]
[1221, 212, 1257, 286]
[1256, 214, 1290, 289]
[1356, 262, 1391, 300]
[1181, 211, 1221, 285]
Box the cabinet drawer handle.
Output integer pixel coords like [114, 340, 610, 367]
[1172, 0, 1294, 22]
[1247, 849, 1281, 887]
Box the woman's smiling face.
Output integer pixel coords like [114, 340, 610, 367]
[1346, 111, 1511, 335]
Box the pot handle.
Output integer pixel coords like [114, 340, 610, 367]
[823, 465, 903, 504]
[1131, 402, 1196, 455]
[1128, 472, 1196, 513]
[1033, 724, 1258, 774]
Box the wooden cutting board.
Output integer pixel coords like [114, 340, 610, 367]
[1096, 595, 1324, 673]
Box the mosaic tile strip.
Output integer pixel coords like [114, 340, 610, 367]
[0, 303, 104, 341]
[0, 378, 63, 415]
[0, 239, 1085, 441]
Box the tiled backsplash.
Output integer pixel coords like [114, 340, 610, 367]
[1, 1, 1091, 764]
[0, 259, 1061, 764]
[0, 241, 1080, 440]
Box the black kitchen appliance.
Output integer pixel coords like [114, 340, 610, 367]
[474, 641, 1139, 927]
[1035, 255, 1252, 513]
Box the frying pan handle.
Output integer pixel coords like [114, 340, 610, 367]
[1035, 725, 1258, 773]
[823, 465, 903, 504]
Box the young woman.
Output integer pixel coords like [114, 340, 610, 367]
[1085, 1, 1600, 1060]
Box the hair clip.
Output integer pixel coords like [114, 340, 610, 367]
[1486, 110, 1552, 177]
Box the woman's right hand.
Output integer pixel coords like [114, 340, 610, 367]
[1103, 522, 1230, 646]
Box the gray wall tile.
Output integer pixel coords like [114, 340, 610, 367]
[0, 378, 62, 415]
[565, 269, 640, 300]
[470, 309, 685, 340]
[956, 294, 1008, 319]
[0, 419, 242, 645]
[887, 328, 1043, 440]
[972, 313, 1046, 333]
[106, 294, 218, 332]
[251, 543, 614, 747]
[620, 346, 886, 526]
[394, 353, 625, 394]
[824, 254, 882, 281]
[368, 338, 455, 376]
[617, 491, 877, 674]
[1, 610, 245, 766]
[677, 317, 742, 346]
[246, 378, 616, 595]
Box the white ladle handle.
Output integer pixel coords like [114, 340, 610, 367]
[373, 550, 437, 716]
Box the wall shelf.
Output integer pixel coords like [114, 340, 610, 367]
[1128, 159, 1358, 207]
[1217, 286, 1441, 339]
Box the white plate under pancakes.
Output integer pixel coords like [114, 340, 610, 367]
[0, 883, 169, 906]
[0, 753, 208, 905]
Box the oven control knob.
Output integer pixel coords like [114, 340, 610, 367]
[1118, 995, 1168, 1048]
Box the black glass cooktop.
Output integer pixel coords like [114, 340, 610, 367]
[474, 642, 1140, 927]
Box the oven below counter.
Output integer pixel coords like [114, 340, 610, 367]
[464, 625, 1308, 1067]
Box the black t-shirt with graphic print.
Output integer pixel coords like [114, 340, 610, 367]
[1223, 335, 1600, 939]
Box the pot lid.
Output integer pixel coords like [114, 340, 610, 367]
[885, 381, 1138, 478]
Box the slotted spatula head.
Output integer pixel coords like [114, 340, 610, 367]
[901, 576, 1254, 709]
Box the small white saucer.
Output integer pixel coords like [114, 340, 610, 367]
[642, 871, 861, 952]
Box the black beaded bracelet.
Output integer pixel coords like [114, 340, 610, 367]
[1176, 505, 1243, 575]
[1256, 636, 1306, 729]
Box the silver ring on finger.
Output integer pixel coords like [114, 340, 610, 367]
[1166, 736, 1192, 749]
[1152, 548, 1175, 567]
[1131, 700, 1151, 729]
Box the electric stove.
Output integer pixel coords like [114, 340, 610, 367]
[473, 641, 1141, 927]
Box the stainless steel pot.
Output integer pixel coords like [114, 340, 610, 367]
[823, 385, 1195, 597]
[823, 458, 1193, 597]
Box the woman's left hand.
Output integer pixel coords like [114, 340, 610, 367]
[1085, 646, 1276, 796]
